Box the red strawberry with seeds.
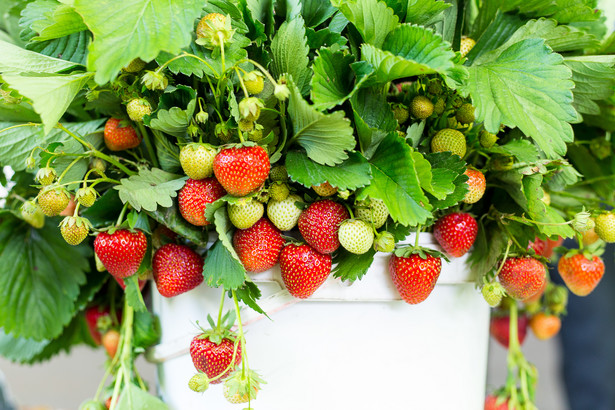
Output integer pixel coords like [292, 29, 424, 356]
[462, 168, 486, 204]
[489, 314, 528, 348]
[178, 177, 226, 226]
[498, 257, 546, 300]
[233, 218, 285, 273]
[527, 237, 547, 256]
[153, 243, 204, 297]
[279, 244, 332, 299]
[190, 334, 241, 384]
[433, 212, 478, 257]
[484, 394, 515, 410]
[103, 118, 141, 151]
[389, 251, 442, 304]
[558, 252, 604, 296]
[213, 145, 270, 197]
[298, 200, 349, 254]
[85, 306, 119, 345]
[94, 229, 147, 279]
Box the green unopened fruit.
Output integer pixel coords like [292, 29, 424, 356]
[76, 187, 97, 207]
[38, 187, 70, 216]
[479, 129, 498, 148]
[594, 212, 615, 242]
[243, 71, 264, 95]
[269, 165, 288, 182]
[489, 155, 514, 171]
[392, 103, 409, 125]
[455, 103, 475, 124]
[433, 98, 445, 115]
[460, 37, 476, 57]
[410, 95, 434, 120]
[228, 199, 264, 229]
[123, 58, 146, 73]
[355, 198, 389, 229]
[269, 182, 289, 201]
[59, 216, 91, 245]
[35, 167, 56, 186]
[431, 128, 466, 158]
[427, 79, 443, 95]
[338, 219, 374, 255]
[180, 143, 217, 180]
[126, 98, 152, 122]
[20, 201, 45, 229]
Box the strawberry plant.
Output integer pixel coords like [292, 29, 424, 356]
[0, 0, 614, 408]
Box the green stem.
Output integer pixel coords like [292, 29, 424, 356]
[270, 102, 288, 160]
[216, 290, 226, 331]
[57, 123, 95, 150]
[552, 190, 615, 208]
[235, 67, 250, 99]
[136, 122, 159, 168]
[414, 225, 421, 248]
[219, 34, 226, 73]
[72, 202, 81, 217]
[494, 241, 512, 277]
[232, 290, 248, 377]
[57, 157, 84, 184]
[108, 367, 124, 410]
[91, 151, 136, 176]
[156, 52, 220, 78]
[116, 203, 129, 226]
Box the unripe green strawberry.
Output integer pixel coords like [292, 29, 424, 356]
[339, 219, 374, 255]
[243, 71, 264, 95]
[247, 124, 264, 142]
[126, 98, 152, 122]
[489, 155, 514, 171]
[410, 95, 434, 119]
[76, 187, 97, 207]
[270, 165, 288, 182]
[269, 182, 289, 201]
[59, 216, 92, 245]
[392, 103, 409, 125]
[90, 158, 106, 175]
[480, 129, 498, 148]
[374, 231, 395, 252]
[460, 37, 476, 57]
[80, 400, 106, 410]
[431, 128, 466, 158]
[215, 122, 232, 142]
[222, 370, 263, 404]
[355, 198, 389, 229]
[20, 200, 45, 229]
[141, 70, 168, 91]
[123, 58, 146, 73]
[312, 181, 337, 197]
[95, 253, 106, 272]
[482, 282, 505, 307]
[179, 143, 217, 180]
[196, 12, 235, 49]
[267, 194, 302, 231]
[427, 79, 443, 95]
[594, 212, 615, 242]
[455, 103, 475, 124]
[337, 189, 351, 200]
[38, 186, 70, 216]
[433, 97, 445, 115]
[189, 373, 210, 393]
[238, 97, 263, 122]
[228, 199, 264, 229]
[238, 119, 254, 132]
[35, 167, 56, 186]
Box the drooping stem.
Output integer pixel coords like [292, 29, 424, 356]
[216, 289, 226, 331]
[116, 203, 129, 226]
[57, 157, 83, 184]
[136, 122, 159, 168]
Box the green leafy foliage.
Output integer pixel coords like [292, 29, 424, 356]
[0, 217, 90, 341]
[285, 150, 372, 190]
[351, 87, 397, 157]
[462, 38, 576, 158]
[133, 311, 161, 349]
[0, 329, 48, 363]
[357, 133, 432, 226]
[332, 248, 375, 281]
[333, 0, 399, 48]
[19, 0, 87, 42]
[145, 203, 211, 248]
[148, 86, 197, 137]
[423, 151, 468, 210]
[25, 31, 90, 65]
[361, 24, 458, 84]
[234, 281, 267, 316]
[287, 80, 355, 166]
[405, 0, 450, 25]
[115, 168, 186, 212]
[124, 275, 147, 312]
[468, 219, 507, 280]
[563, 56, 615, 118]
[301, 0, 337, 27]
[504, 18, 600, 53]
[116, 383, 168, 410]
[0, 38, 79, 73]
[270, 17, 311, 95]
[73, 0, 203, 84]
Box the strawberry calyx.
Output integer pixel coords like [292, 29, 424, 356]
[223, 369, 266, 403]
[196, 313, 237, 346]
[393, 245, 448, 262]
[560, 243, 604, 260]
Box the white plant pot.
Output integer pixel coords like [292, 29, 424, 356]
[149, 234, 490, 409]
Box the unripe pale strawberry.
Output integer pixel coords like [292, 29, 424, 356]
[338, 219, 374, 255]
[392, 103, 409, 125]
[76, 187, 97, 207]
[269, 165, 288, 182]
[196, 13, 235, 49]
[228, 199, 264, 229]
[431, 128, 466, 158]
[123, 58, 146, 73]
[189, 373, 210, 392]
[482, 282, 505, 307]
[126, 98, 152, 122]
[20, 200, 45, 229]
[410, 95, 434, 119]
[455, 103, 475, 124]
[179, 143, 217, 180]
[267, 194, 303, 231]
[38, 186, 70, 216]
[312, 181, 337, 197]
[460, 37, 476, 57]
[433, 98, 445, 115]
[59, 216, 91, 245]
[594, 212, 615, 242]
[462, 168, 486, 204]
[355, 198, 389, 229]
[243, 71, 264, 95]
[35, 167, 56, 186]
[480, 129, 498, 148]
[269, 182, 289, 201]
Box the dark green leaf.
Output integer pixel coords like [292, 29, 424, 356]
[405, 0, 450, 25]
[123, 276, 147, 312]
[145, 203, 210, 248]
[0, 329, 48, 363]
[116, 383, 168, 410]
[468, 220, 507, 281]
[332, 248, 375, 281]
[133, 311, 161, 349]
[234, 281, 267, 316]
[333, 0, 399, 48]
[82, 189, 123, 227]
[285, 150, 372, 190]
[0, 37, 80, 73]
[564, 56, 615, 118]
[423, 151, 468, 210]
[148, 86, 197, 137]
[301, 0, 337, 27]
[270, 17, 311, 95]
[350, 87, 396, 157]
[115, 168, 186, 212]
[25, 31, 90, 65]
[488, 138, 540, 163]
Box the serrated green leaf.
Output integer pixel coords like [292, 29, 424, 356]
[0, 38, 79, 73]
[123, 275, 147, 313]
[116, 383, 168, 410]
[332, 248, 375, 281]
[133, 310, 161, 349]
[564, 56, 615, 118]
[488, 138, 540, 163]
[145, 203, 210, 248]
[504, 18, 600, 53]
[333, 0, 398, 48]
[413, 150, 453, 200]
[0, 217, 90, 340]
[73, 0, 203, 84]
[306, 27, 348, 49]
[405, 0, 450, 25]
[27, 314, 92, 363]
[285, 150, 371, 190]
[25, 31, 90, 65]
[270, 16, 311, 95]
[301, 0, 337, 27]
[465, 12, 524, 66]
[2, 71, 93, 134]
[423, 151, 468, 210]
[234, 281, 267, 316]
[468, 220, 507, 280]
[203, 208, 246, 290]
[115, 168, 186, 212]
[311, 47, 372, 110]
[523, 174, 575, 237]
[148, 86, 197, 137]
[357, 133, 432, 226]
[361, 24, 458, 84]
[0, 329, 48, 363]
[350, 87, 397, 157]
[550, 0, 602, 24]
[461, 38, 576, 158]
[287, 80, 355, 166]
[20, 0, 87, 42]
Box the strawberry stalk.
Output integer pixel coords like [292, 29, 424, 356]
[136, 122, 160, 168]
[216, 289, 227, 332]
[56, 157, 83, 184]
[109, 302, 135, 410]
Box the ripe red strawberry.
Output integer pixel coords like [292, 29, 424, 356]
[389, 251, 442, 304]
[527, 237, 548, 256]
[498, 257, 546, 300]
[433, 212, 478, 257]
[489, 314, 529, 348]
[190, 335, 241, 384]
[233, 218, 285, 273]
[462, 168, 486, 204]
[484, 394, 513, 410]
[153, 243, 204, 297]
[85, 306, 119, 345]
[543, 236, 563, 258]
[103, 118, 141, 151]
[522, 278, 547, 304]
[298, 200, 349, 254]
[94, 229, 147, 279]
[178, 177, 226, 226]
[557, 252, 604, 296]
[279, 244, 332, 299]
[213, 146, 270, 197]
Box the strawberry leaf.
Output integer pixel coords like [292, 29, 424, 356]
[404, 0, 451, 25]
[234, 281, 268, 317]
[351, 87, 397, 158]
[285, 150, 372, 190]
[0, 329, 48, 363]
[468, 219, 508, 281]
[523, 174, 575, 238]
[19, 0, 87, 42]
[145, 203, 210, 248]
[73, 0, 203, 84]
[147, 85, 197, 138]
[0, 217, 90, 341]
[270, 16, 311, 95]
[287, 80, 355, 166]
[115, 168, 186, 212]
[357, 133, 432, 226]
[117, 383, 169, 410]
[361, 24, 459, 85]
[124, 275, 147, 313]
[461, 38, 576, 158]
[0, 38, 80, 73]
[423, 152, 468, 210]
[333, 0, 399, 48]
[564, 56, 615, 118]
[332, 248, 375, 281]
[413, 150, 454, 200]
[133, 311, 161, 349]
[301, 0, 337, 27]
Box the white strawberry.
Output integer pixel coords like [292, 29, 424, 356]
[267, 194, 302, 231]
